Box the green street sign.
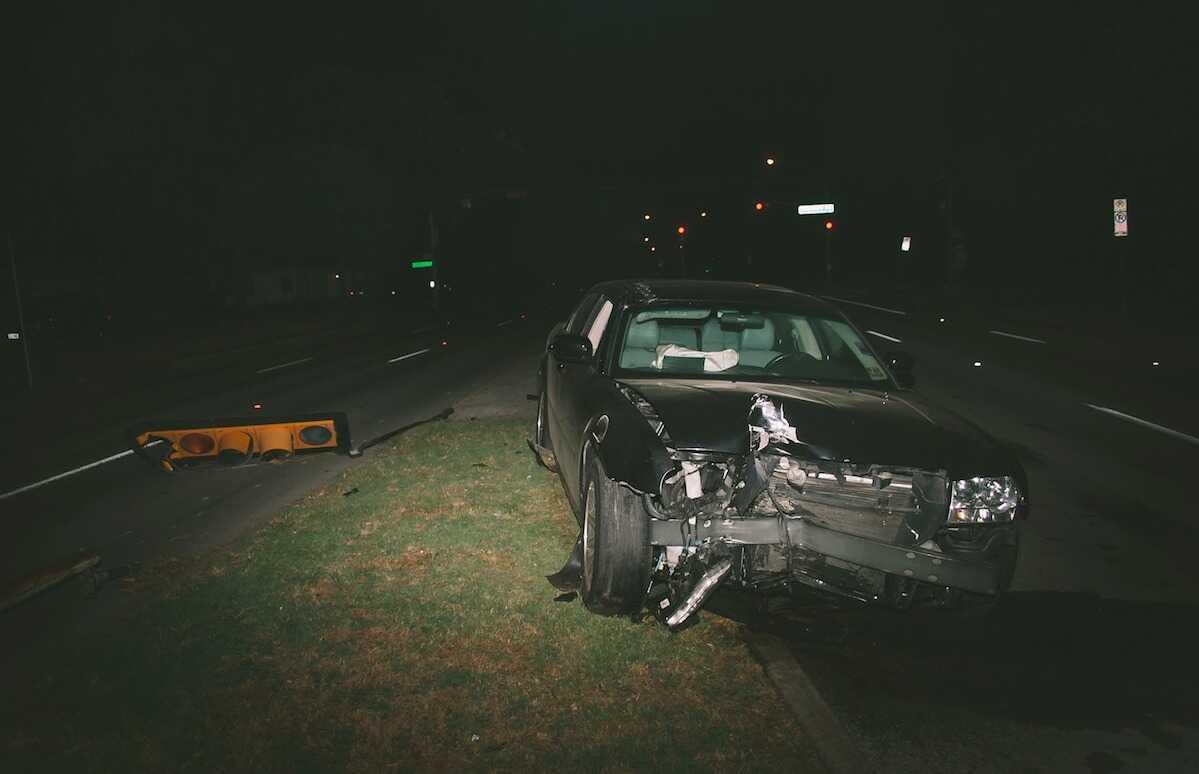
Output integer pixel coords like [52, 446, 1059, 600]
[411, 260, 434, 269]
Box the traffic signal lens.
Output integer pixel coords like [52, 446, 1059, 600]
[676, 225, 686, 235]
[825, 220, 834, 230]
[299, 425, 334, 446]
[179, 433, 215, 455]
[259, 425, 294, 461]
[218, 430, 254, 466]
[754, 202, 765, 211]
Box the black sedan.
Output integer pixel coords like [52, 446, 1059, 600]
[530, 280, 1026, 627]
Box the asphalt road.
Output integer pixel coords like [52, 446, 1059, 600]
[0, 313, 545, 680]
[766, 297, 1199, 774]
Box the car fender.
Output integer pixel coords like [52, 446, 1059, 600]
[580, 396, 675, 502]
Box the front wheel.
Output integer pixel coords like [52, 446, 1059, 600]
[580, 452, 651, 616]
[530, 391, 559, 472]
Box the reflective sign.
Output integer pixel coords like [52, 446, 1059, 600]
[1114, 198, 1128, 237]
[796, 203, 836, 215]
[901, 236, 912, 252]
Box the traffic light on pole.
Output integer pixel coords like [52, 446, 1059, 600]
[824, 219, 834, 231]
[676, 225, 686, 236]
[754, 201, 765, 212]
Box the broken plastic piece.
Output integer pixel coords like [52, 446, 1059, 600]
[748, 394, 799, 448]
[665, 557, 733, 629]
[682, 461, 703, 499]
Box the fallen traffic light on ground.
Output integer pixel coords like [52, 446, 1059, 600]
[129, 413, 350, 471]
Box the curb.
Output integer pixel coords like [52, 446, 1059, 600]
[745, 629, 868, 774]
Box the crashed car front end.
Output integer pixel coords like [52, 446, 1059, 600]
[630, 390, 1024, 626]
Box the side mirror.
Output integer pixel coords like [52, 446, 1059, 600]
[886, 351, 915, 388]
[549, 333, 593, 365]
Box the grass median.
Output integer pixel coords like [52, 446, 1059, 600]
[2, 419, 817, 772]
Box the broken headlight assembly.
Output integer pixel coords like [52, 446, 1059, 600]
[947, 476, 1021, 523]
[615, 383, 672, 443]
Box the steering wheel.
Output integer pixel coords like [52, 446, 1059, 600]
[764, 352, 817, 371]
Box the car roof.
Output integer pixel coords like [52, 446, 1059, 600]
[585, 279, 839, 315]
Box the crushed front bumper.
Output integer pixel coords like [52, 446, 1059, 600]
[649, 515, 1017, 597]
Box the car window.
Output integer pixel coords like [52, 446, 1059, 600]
[811, 319, 890, 381]
[586, 299, 613, 353]
[565, 293, 600, 335]
[614, 303, 891, 386]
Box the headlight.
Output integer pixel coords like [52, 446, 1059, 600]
[948, 476, 1021, 523]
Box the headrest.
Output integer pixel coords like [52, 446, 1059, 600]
[626, 319, 660, 349]
[740, 318, 775, 350]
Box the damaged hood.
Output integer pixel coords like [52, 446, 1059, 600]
[620, 378, 1016, 477]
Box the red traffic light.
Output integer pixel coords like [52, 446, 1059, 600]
[824, 219, 834, 230]
[676, 225, 686, 236]
[754, 201, 765, 212]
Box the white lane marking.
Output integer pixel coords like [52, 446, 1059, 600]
[989, 329, 1047, 344]
[387, 347, 431, 364]
[1086, 404, 1199, 446]
[497, 319, 514, 327]
[0, 441, 165, 501]
[866, 329, 903, 343]
[412, 325, 437, 334]
[822, 296, 908, 316]
[256, 356, 313, 374]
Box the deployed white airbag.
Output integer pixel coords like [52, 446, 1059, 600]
[653, 344, 739, 372]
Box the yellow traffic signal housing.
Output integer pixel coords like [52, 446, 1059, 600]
[130, 413, 350, 471]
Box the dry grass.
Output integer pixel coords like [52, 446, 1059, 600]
[1, 419, 819, 772]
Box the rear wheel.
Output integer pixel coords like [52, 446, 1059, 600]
[580, 452, 651, 616]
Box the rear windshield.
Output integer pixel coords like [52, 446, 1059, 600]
[612, 304, 892, 387]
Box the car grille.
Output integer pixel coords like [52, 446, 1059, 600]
[761, 465, 946, 545]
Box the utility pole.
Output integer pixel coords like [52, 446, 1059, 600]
[428, 209, 440, 316]
[7, 233, 33, 389]
[824, 229, 832, 286]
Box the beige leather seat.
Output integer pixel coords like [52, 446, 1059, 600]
[738, 319, 781, 367]
[620, 319, 660, 368]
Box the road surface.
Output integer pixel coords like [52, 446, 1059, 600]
[0, 312, 545, 681]
[767, 297, 1199, 773]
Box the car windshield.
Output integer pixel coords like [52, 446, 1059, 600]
[613, 304, 892, 387]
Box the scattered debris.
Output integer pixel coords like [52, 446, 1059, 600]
[350, 407, 454, 456]
[81, 561, 142, 597]
[343, 487, 359, 497]
[1, 551, 101, 612]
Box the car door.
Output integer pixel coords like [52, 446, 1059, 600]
[547, 293, 614, 512]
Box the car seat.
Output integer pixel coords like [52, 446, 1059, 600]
[619, 318, 660, 368]
[738, 319, 781, 367]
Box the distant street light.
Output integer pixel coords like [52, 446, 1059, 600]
[334, 273, 341, 279]
[643, 236, 650, 242]
[754, 201, 765, 212]
[765, 157, 776, 166]
[676, 225, 686, 236]
[650, 246, 656, 252]
[643, 213, 651, 221]
[429, 280, 436, 289]
[700, 210, 708, 218]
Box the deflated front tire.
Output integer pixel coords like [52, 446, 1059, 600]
[580, 452, 651, 616]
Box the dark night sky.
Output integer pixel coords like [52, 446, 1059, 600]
[5, 1, 1198, 309]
